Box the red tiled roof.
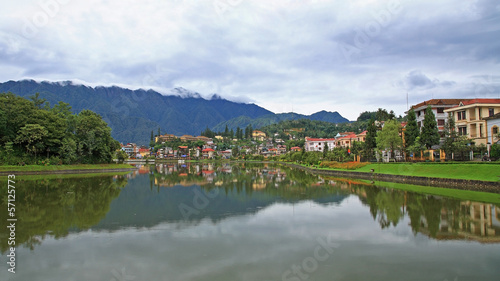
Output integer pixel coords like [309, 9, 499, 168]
[202, 148, 215, 152]
[337, 134, 357, 140]
[290, 146, 302, 150]
[178, 146, 188, 149]
[411, 99, 469, 110]
[460, 98, 500, 105]
[138, 148, 150, 153]
[305, 137, 336, 141]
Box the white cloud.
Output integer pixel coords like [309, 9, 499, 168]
[1, 0, 499, 121]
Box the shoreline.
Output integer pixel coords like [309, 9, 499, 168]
[281, 162, 500, 194]
[0, 164, 137, 176]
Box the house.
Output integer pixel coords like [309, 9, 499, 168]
[484, 112, 500, 145]
[219, 150, 232, 159]
[138, 148, 150, 158]
[155, 134, 176, 143]
[356, 131, 367, 142]
[336, 134, 357, 148]
[410, 99, 469, 138]
[444, 99, 500, 146]
[202, 148, 215, 159]
[121, 143, 138, 156]
[290, 146, 302, 152]
[304, 137, 336, 152]
[252, 130, 267, 141]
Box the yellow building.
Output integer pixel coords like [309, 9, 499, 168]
[252, 130, 267, 141]
[444, 99, 500, 146]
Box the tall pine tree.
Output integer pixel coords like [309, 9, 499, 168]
[420, 105, 440, 149]
[404, 108, 419, 148]
[364, 119, 377, 158]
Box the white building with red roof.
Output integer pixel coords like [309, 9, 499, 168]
[304, 137, 336, 152]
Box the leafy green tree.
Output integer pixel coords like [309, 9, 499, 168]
[376, 120, 403, 158]
[357, 111, 376, 121]
[15, 124, 48, 158]
[404, 108, 419, 148]
[29, 92, 46, 109]
[75, 110, 119, 163]
[60, 137, 78, 164]
[323, 141, 328, 158]
[420, 105, 440, 149]
[442, 114, 457, 160]
[407, 136, 425, 158]
[364, 119, 377, 159]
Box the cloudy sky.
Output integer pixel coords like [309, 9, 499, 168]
[1, 0, 499, 120]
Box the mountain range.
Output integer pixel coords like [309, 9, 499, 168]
[0, 80, 349, 144]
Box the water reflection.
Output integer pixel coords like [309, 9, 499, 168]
[1, 162, 499, 256]
[0, 175, 128, 253]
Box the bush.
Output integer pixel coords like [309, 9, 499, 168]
[319, 161, 370, 170]
[49, 156, 62, 165]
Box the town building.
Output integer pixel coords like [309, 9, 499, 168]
[252, 130, 267, 141]
[336, 133, 358, 148]
[155, 133, 176, 143]
[444, 99, 500, 146]
[304, 137, 336, 152]
[484, 112, 500, 145]
[410, 99, 469, 138]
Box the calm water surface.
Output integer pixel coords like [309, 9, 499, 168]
[1, 163, 499, 281]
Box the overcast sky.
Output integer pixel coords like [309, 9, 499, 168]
[1, 0, 499, 120]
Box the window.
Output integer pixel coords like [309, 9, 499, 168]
[493, 127, 498, 135]
[457, 111, 466, 120]
[458, 126, 467, 136]
[489, 108, 495, 117]
[417, 111, 421, 117]
[438, 119, 445, 126]
[437, 108, 444, 113]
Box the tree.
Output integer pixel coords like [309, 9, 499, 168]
[15, 124, 48, 158]
[323, 142, 328, 158]
[364, 119, 377, 159]
[29, 92, 46, 109]
[442, 114, 457, 160]
[357, 111, 377, 122]
[75, 110, 119, 163]
[376, 120, 403, 159]
[420, 105, 440, 149]
[404, 108, 419, 149]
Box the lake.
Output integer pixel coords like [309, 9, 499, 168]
[1, 162, 499, 281]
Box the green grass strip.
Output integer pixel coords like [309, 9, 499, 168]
[0, 163, 135, 172]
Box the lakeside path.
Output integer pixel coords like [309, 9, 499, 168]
[0, 164, 137, 175]
[281, 162, 500, 194]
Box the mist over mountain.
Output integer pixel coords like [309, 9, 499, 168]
[0, 80, 349, 144]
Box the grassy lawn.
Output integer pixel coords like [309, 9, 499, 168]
[0, 163, 135, 172]
[307, 162, 500, 182]
[352, 163, 500, 182]
[0, 171, 131, 182]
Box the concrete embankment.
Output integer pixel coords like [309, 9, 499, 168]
[284, 163, 500, 194]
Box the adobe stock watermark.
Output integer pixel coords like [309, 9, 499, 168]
[281, 233, 339, 281]
[110, 267, 136, 281]
[338, 0, 402, 63]
[22, 0, 71, 39]
[178, 188, 220, 220]
[213, 0, 244, 19]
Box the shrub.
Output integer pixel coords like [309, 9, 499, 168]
[319, 161, 370, 170]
